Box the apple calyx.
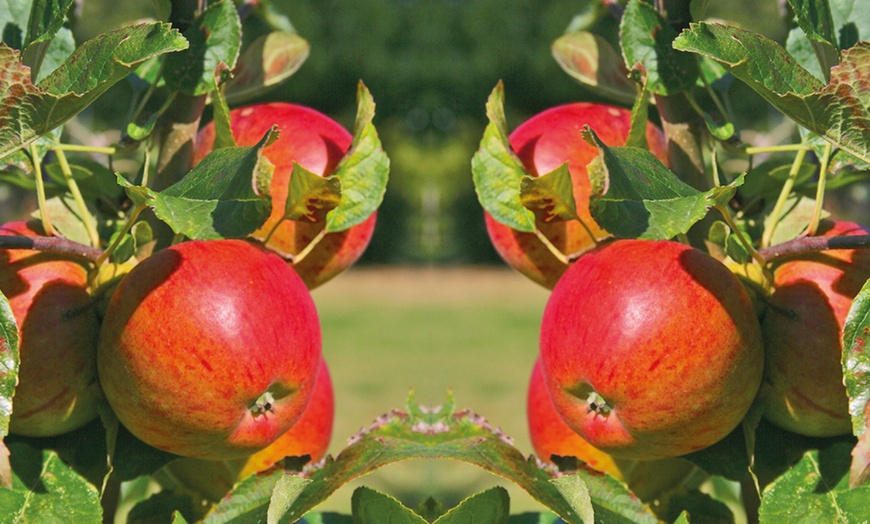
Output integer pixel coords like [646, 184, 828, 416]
[250, 383, 295, 417]
[585, 391, 612, 416]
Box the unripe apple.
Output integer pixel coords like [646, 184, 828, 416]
[97, 239, 322, 459]
[0, 221, 100, 437]
[194, 103, 376, 289]
[484, 103, 669, 289]
[540, 239, 764, 460]
[167, 359, 334, 501]
[761, 219, 870, 437]
[528, 358, 695, 501]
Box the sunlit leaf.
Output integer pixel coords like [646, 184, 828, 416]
[520, 164, 578, 223]
[225, 31, 310, 104]
[285, 164, 342, 222]
[471, 82, 536, 232]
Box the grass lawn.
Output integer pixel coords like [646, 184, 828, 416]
[309, 266, 552, 515]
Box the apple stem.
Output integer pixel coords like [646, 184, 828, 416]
[262, 217, 285, 245]
[532, 227, 570, 265]
[290, 226, 329, 265]
[714, 204, 769, 273]
[806, 142, 832, 237]
[760, 147, 809, 249]
[54, 148, 102, 249]
[759, 233, 870, 263]
[94, 204, 148, 267]
[29, 143, 56, 237]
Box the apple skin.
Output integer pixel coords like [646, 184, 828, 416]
[527, 358, 694, 501]
[97, 239, 322, 459]
[194, 103, 376, 290]
[0, 221, 101, 437]
[167, 359, 334, 502]
[484, 103, 669, 289]
[540, 239, 764, 460]
[761, 219, 870, 437]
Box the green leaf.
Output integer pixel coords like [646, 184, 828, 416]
[0, 291, 18, 442]
[435, 487, 510, 524]
[29, 194, 95, 246]
[297, 513, 354, 524]
[212, 84, 236, 150]
[759, 442, 870, 522]
[674, 24, 870, 164]
[351, 487, 428, 524]
[0, 23, 188, 161]
[788, 0, 840, 78]
[626, 66, 650, 149]
[0, 0, 30, 50]
[127, 491, 196, 524]
[20, 0, 74, 80]
[225, 31, 310, 105]
[228, 393, 657, 524]
[268, 474, 311, 524]
[660, 491, 734, 524]
[550, 31, 636, 105]
[204, 468, 286, 523]
[471, 82, 536, 232]
[620, 0, 698, 96]
[324, 82, 389, 233]
[0, 441, 102, 522]
[507, 513, 563, 524]
[519, 164, 579, 223]
[584, 127, 742, 239]
[285, 164, 342, 222]
[415, 497, 447, 522]
[164, 0, 241, 96]
[117, 130, 276, 240]
[550, 476, 593, 524]
[32, 26, 74, 84]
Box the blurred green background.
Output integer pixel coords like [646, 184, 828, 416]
[0, 0, 853, 519]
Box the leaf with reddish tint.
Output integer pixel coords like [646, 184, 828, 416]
[284, 163, 342, 222]
[842, 277, 870, 486]
[674, 25, 870, 164]
[0, 292, 18, 489]
[225, 31, 310, 104]
[551, 31, 636, 105]
[0, 23, 187, 160]
[520, 164, 579, 223]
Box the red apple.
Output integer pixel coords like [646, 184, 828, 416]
[0, 220, 101, 437]
[528, 358, 695, 501]
[761, 219, 870, 437]
[167, 359, 334, 501]
[97, 239, 322, 459]
[484, 103, 669, 289]
[194, 103, 376, 289]
[540, 239, 764, 460]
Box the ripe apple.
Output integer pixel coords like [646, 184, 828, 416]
[484, 103, 669, 289]
[527, 358, 695, 501]
[97, 239, 322, 459]
[540, 239, 764, 460]
[761, 219, 870, 437]
[0, 220, 100, 437]
[167, 359, 334, 501]
[194, 103, 376, 289]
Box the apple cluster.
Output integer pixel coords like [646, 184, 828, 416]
[484, 104, 869, 490]
[0, 103, 376, 484]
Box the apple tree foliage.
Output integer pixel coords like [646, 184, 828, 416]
[0, 0, 868, 523]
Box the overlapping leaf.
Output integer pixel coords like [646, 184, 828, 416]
[0, 22, 188, 160]
[674, 23, 870, 164]
[116, 129, 276, 240]
[225, 31, 310, 104]
[471, 82, 536, 232]
[584, 127, 742, 240]
[842, 278, 870, 487]
[551, 31, 636, 105]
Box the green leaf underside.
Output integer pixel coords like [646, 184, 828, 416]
[520, 163, 579, 223]
[352, 487, 428, 524]
[164, 0, 241, 96]
[759, 443, 870, 521]
[206, 395, 656, 524]
[0, 292, 18, 438]
[585, 127, 742, 239]
[1, 442, 102, 522]
[620, 0, 698, 96]
[324, 82, 389, 233]
[551, 31, 636, 105]
[674, 24, 870, 164]
[117, 130, 275, 240]
[285, 163, 342, 222]
[472, 82, 536, 232]
[224, 31, 310, 104]
[0, 22, 188, 161]
[788, 0, 840, 76]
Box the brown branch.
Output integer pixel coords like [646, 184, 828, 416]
[759, 234, 870, 263]
[0, 235, 103, 262]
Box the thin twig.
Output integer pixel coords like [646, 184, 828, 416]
[0, 235, 103, 262]
[759, 234, 870, 263]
